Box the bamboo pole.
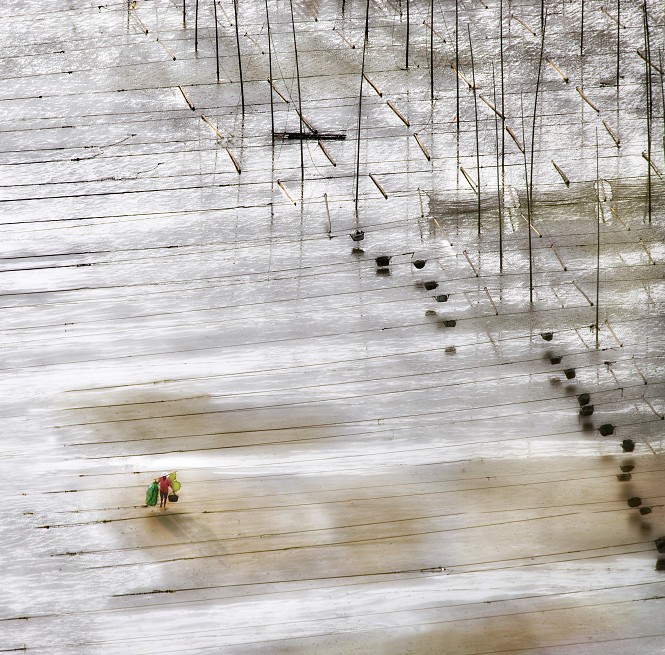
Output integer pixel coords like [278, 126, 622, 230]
[500, 0, 505, 265]
[178, 85, 196, 110]
[576, 86, 600, 113]
[213, 0, 220, 82]
[369, 173, 388, 199]
[355, 0, 371, 220]
[406, 0, 410, 67]
[602, 119, 620, 147]
[492, 64, 503, 270]
[658, 48, 665, 172]
[413, 133, 431, 160]
[455, 0, 459, 142]
[529, 12, 546, 218]
[289, 0, 304, 185]
[318, 140, 336, 166]
[519, 92, 533, 304]
[580, 0, 585, 56]
[265, 0, 274, 140]
[233, 0, 245, 114]
[643, 2, 652, 223]
[468, 24, 481, 236]
[616, 0, 620, 92]
[430, 0, 434, 101]
[595, 128, 600, 349]
[363, 74, 382, 96]
[551, 160, 570, 186]
[195, 0, 199, 50]
[540, 0, 544, 31]
[387, 100, 410, 126]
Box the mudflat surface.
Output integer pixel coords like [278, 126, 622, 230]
[1, 0, 664, 653]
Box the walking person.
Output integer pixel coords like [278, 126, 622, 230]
[156, 473, 172, 510]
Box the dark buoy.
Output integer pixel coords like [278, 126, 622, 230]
[639, 507, 652, 515]
[655, 536, 665, 552]
[564, 368, 576, 379]
[443, 319, 457, 328]
[375, 255, 391, 267]
[616, 473, 632, 481]
[599, 423, 615, 436]
[350, 229, 365, 242]
[550, 356, 562, 365]
[627, 497, 642, 508]
[621, 439, 635, 452]
[435, 294, 449, 302]
[413, 259, 426, 269]
[656, 559, 665, 571]
[424, 281, 438, 290]
[620, 464, 634, 473]
[580, 405, 594, 416]
[540, 331, 554, 341]
[577, 393, 591, 406]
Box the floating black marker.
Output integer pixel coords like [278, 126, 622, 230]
[577, 393, 591, 406]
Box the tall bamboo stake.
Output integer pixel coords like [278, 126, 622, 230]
[499, 0, 505, 221]
[595, 128, 600, 349]
[468, 24, 481, 236]
[406, 0, 410, 67]
[540, 0, 544, 31]
[455, 0, 459, 141]
[233, 0, 245, 114]
[289, 0, 304, 184]
[580, 0, 585, 56]
[195, 0, 199, 50]
[492, 64, 503, 271]
[529, 11, 546, 215]
[658, 48, 665, 170]
[643, 2, 652, 223]
[265, 0, 274, 140]
[214, 0, 220, 81]
[520, 92, 533, 304]
[430, 0, 434, 101]
[183, 0, 186, 25]
[355, 0, 371, 220]
[616, 0, 620, 92]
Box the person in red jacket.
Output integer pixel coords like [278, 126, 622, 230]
[156, 473, 172, 509]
